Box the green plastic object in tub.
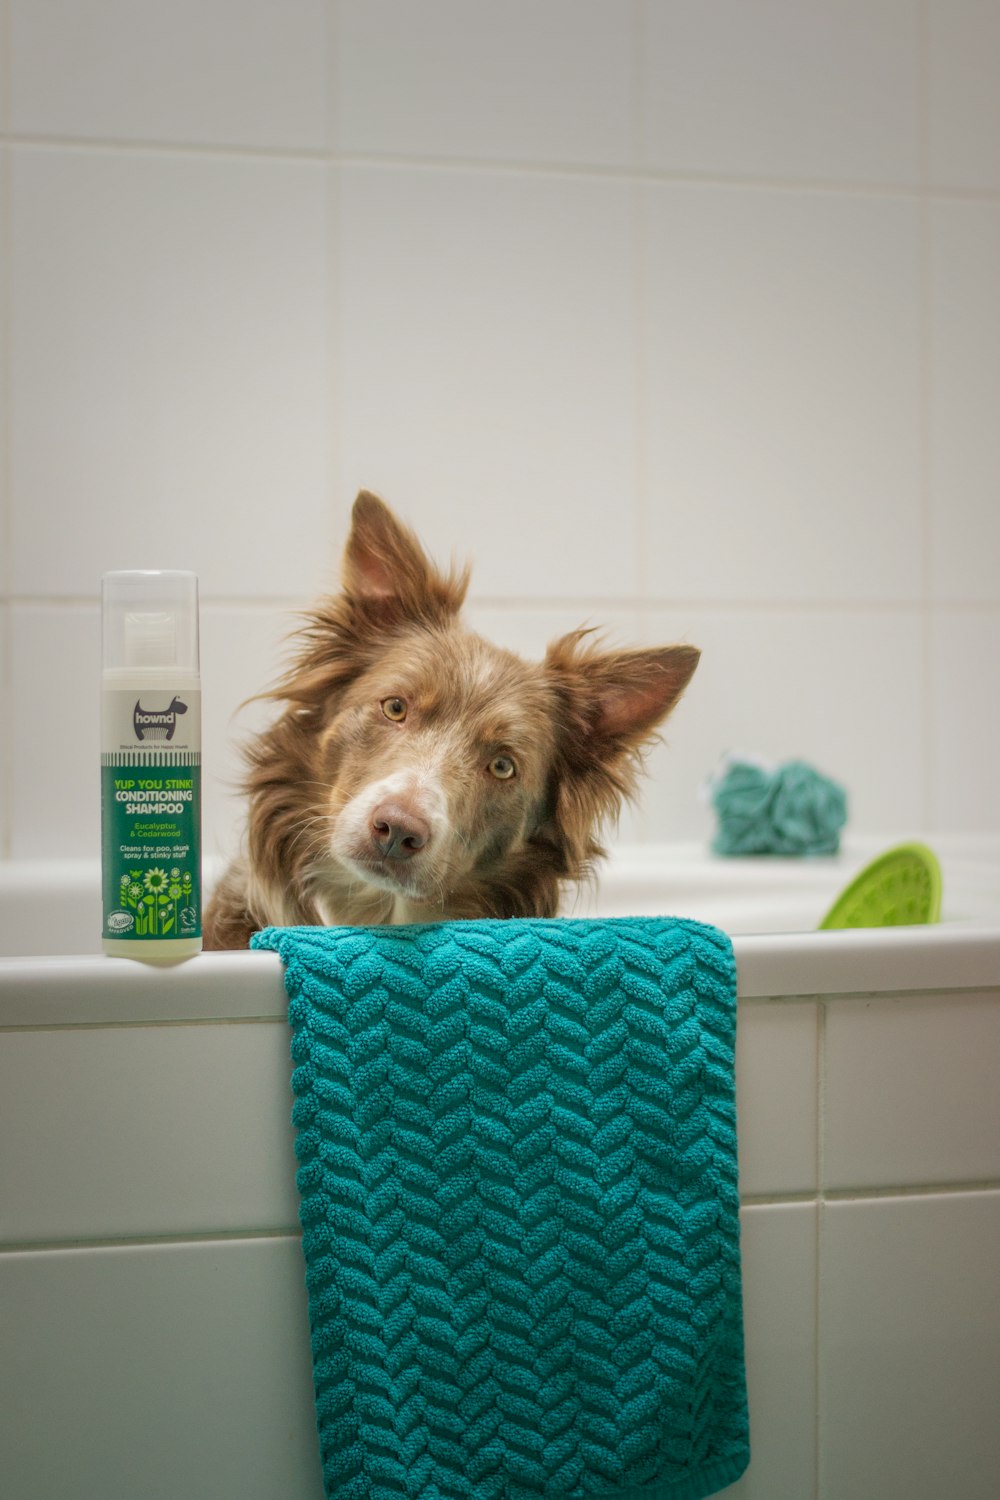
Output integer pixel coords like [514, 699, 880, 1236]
[819, 842, 943, 930]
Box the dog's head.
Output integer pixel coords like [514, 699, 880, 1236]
[245, 492, 699, 925]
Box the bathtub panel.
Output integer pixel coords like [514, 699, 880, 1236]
[735, 1000, 819, 1197]
[721, 1203, 818, 1499]
[0, 1022, 300, 1243]
[823, 989, 1000, 1190]
[0, 1236, 323, 1500]
[820, 1191, 1000, 1499]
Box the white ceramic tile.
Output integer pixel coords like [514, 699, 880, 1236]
[336, 0, 634, 166]
[641, 182, 923, 606]
[821, 1192, 1000, 1499]
[825, 990, 1000, 1191]
[641, 0, 921, 187]
[0, 22, 7, 129]
[336, 165, 640, 602]
[638, 607, 925, 845]
[929, 200, 1000, 604]
[717, 1204, 817, 1499]
[0, 606, 9, 861]
[736, 1001, 818, 1197]
[927, 0, 1000, 192]
[928, 610, 1000, 834]
[0, 1238, 323, 1500]
[9, 604, 99, 859]
[9, 0, 330, 150]
[463, 604, 644, 661]
[200, 603, 305, 864]
[0, 1021, 299, 1242]
[9, 147, 333, 599]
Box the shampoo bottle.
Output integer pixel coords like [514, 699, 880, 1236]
[101, 571, 202, 960]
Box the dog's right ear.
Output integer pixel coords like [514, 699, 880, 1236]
[342, 491, 469, 626]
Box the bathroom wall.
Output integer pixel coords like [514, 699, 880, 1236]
[1, 0, 999, 864]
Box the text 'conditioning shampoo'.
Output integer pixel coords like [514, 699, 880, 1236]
[101, 571, 202, 960]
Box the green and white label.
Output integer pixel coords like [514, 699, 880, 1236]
[101, 686, 201, 943]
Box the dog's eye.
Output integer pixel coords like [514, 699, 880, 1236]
[381, 697, 407, 722]
[489, 755, 516, 781]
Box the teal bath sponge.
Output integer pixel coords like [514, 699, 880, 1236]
[710, 755, 848, 857]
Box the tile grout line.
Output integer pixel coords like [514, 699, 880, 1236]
[0, 131, 996, 208]
[631, 0, 648, 633]
[0, 1227, 302, 1255]
[923, 0, 941, 834]
[10, 592, 994, 613]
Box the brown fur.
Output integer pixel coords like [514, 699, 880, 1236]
[203, 492, 700, 949]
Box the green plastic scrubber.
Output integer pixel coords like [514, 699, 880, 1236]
[819, 842, 942, 930]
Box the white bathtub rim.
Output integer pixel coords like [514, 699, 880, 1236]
[2, 922, 998, 1029]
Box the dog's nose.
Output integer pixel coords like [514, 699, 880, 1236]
[370, 803, 431, 861]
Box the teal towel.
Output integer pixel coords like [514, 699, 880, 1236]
[254, 917, 749, 1500]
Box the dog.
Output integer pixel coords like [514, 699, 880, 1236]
[203, 492, 700, 949]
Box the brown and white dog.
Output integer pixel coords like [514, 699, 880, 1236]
[203, 492, 699, 948]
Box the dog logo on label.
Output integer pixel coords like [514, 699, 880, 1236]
[133, 697, 188, 743]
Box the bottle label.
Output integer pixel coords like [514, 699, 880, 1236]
[101, 687, 201, 943]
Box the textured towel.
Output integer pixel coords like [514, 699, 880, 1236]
[253, 917, 749, 1500]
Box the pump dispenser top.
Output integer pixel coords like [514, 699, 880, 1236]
[102, 570, 199, 676]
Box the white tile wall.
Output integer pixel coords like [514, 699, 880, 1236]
[9, 0, 332, 151]
[736, 1001, 817, 1197]
[641, 181, 923, 607]
[2, 0, 999, 860]
[928, 199, 1000, 604]
[926, 0, 1000, 192]
[641, 606, 925, 842]
[824, 989, 1000, 1190]
[821, 1191, 1000, 1500]
[0, 1022, 300, 1242]
[928, 608, 1000, 833]
[9, 603, 100, 859]
[640, 0, 922, 185]
[725, 1203, 818, 1499]
[0, 1237, 324, 1500]
[335, 164, 641, 602]
[335, 0, 635, 167]
[8, 147, 334, 601]
[0, 605, 8, 861]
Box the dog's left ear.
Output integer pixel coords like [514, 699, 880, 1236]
[546, 633, 701, 750]
[343, 490, 469, 625]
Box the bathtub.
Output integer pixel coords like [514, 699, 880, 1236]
[2, 838, 999, 1500]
